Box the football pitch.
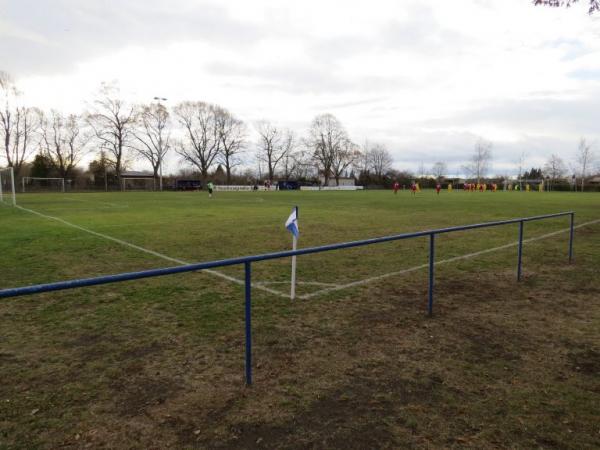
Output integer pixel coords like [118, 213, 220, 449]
[1, 190, 599, 448]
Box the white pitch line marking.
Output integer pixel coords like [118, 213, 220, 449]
[254, 281, 341, 287]
[15, 205, 289, 298]
[299, 218, 600, 300]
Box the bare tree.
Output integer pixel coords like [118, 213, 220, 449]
[86, 83, 136, 185]
[331, 139, 361, 185]
[173, 101, 221, 180]
[464, 138, 492, 184]
[543, 154, 567, 189]
[358, 140, 372, 176]
[575, 137, 595, 192]
[533, 0, 600, 14]
[431, 161, 447, 181]
[255, 121, 295, 182]
[291, 151, 316, 181]
[369, 144, 393, 180]
[131, 102, 171, 188]
[307, 114, 348, 186]
[216, 107, 246, 184]
[0, 72, 40, 175]
[281, 153, 299, 180]
[39, 110, 89, 177]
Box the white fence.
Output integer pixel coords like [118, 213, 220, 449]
[300, 186, 364, 191]
[213, 185, 365, 192]
[215, 185, 282, 191]
[214, 185, 254, 191]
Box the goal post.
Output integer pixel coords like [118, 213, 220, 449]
[121, 177, 156, 191]
[0, 166, 17, 206]
[21, 177, 65, 193]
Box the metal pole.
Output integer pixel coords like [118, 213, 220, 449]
[569, 213, 575, 264]
[517, 221, 524, 281]
[428, 233, 435, 316]
[10, 167, 16, 206]
[159, 159, 163, 192]
[244, 261, 253, 385]
[290, 235, 297, 300]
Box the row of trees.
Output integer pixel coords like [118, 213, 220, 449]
[2, 71, 597, 190]
[1, 72, 395, 187]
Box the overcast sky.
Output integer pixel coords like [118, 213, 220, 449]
[2, 0, 599, 176]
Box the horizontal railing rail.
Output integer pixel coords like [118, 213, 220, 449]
[0, 211, 576, 385]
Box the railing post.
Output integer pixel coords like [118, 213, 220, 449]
[244, 261, 252, 386]
[569, 213, 575, 264]
[428, 233, 435, 316]
[517, 221, 524, 281]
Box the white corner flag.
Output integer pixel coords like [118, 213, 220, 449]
[285, 206, 299, 300]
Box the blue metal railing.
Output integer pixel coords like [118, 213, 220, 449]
[0, 211, 575, 385]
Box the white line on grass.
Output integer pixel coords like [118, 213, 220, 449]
[254, 281, 341, 287]
[299, 218, 600, 300]
[15, 205, 289, 298]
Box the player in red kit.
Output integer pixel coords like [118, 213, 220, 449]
[393, 181, 400, 194]
[410, 182, 417, 195]
[436, 183, 441, 195]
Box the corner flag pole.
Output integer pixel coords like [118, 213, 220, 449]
[290, 206, 298, 300]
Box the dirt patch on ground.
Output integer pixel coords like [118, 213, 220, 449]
[193, 370, 447, 449]
[64, 332, 124, 360]
[110, 375, 183, 417]
[457, 322, 525, 363]
[567, 347, 600, 376]
[117, 340, 164, 361]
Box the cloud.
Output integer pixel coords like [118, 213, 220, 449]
[0, 0, 264, 76]
[2, 0, 600, 176]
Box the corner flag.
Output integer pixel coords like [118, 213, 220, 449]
[285, 207, 299, 238]
[285, 206, 299, 300]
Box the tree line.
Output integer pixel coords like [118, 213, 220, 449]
[1, 71, 597, 190]
[0, 73, 399, 188]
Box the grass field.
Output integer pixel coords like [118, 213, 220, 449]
[1, 189, 599, 449]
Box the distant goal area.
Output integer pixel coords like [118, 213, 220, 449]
[22, 177, 66, 193]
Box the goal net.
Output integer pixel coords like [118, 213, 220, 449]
[22, 177, 65, 193]
[122, 177, 156, 191]
[0, 167, 17, 205]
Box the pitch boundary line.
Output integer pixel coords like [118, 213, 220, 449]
[299, 218, 600, 300]
[15, 205, 290, 298]
[254, 281, 341, 287]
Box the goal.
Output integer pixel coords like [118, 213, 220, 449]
[22, 177, 65, 193]
[122, 177, 156, 191]
[0, 167, 17, 205]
